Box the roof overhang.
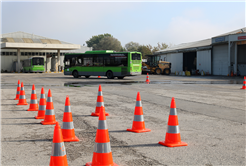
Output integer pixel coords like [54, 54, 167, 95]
[1, 42, 80, 50]
[155, 45, 212, 55]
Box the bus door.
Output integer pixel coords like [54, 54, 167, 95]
[93, 56, 104, 76]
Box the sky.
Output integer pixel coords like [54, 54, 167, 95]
[1, 0, 245, 48]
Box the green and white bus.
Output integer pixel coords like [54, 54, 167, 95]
[22, 57, 45, 73]
[64, 50, 142, 79]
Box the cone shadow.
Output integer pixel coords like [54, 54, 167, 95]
[108, 130, 129, 133]
[111, 143, 162, 148]
[2, 117, 34, 119]
[3, 139, 52, 142]
[2, 122, 41, 125]
[73, 115, 91, 117]
[1, 110, 27, 111]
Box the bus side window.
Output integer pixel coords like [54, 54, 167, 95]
[104, 56, 114, 66]
[83, 57, 93, 66]
[93, 57, 103, 66]
[71, 57, 76, 66]
[77, 58, 82, 66]
[65, 59, 70, 67]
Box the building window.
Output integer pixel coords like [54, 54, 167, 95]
[21, 52, 24, 56]
[25, 52, 27, 56]
[6, 52, 9, 56]
[2, 52, 5, 55]
[13, 52, 17, 56]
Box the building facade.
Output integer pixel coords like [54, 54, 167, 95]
[155, 28, 246, 76]
[0, 31, 92, 72]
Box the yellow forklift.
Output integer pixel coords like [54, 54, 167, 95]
[142, 55, 171, 75]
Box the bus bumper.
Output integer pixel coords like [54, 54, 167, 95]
[130, 72, 141, 75]
[64, 71, 72, 75]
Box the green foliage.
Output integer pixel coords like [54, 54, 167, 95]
[86, 33, 112, 49]
[125, 42, 140, 52]
[124, 42, 169, 59]
[93, 36, 122, 52]
[137, 45, 152, 59]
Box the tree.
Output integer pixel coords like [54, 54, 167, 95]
[137, 45, 152, 59]
[157, 42, 168, 50]
[86, 33, 112, 50]
[125, 42, 140, 51]
[93, 36, 122, 52]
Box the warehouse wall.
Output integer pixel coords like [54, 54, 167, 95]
[160, 53, 183, 73]
[197, 50, 211, 74]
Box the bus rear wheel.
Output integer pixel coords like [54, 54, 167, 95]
[72, 71, 79, 78]
[118, 77, 124, 79]
[106, 71, 114, 79]
[85, 76, 90, 78]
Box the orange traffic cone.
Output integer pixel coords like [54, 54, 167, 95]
[61, 95, 80, 142]
[17, 82, 28, 105]
[230, 71, 234, 77]
[145, 73, 150, 83]
[27, 84, 39, 111]
[86, 106, 118, 166]
[98, 76, 101, 78]
[35, 87, 46, 119]
[91, 85, 109, 116]
[127, 92, 151, 133]
[159, 97, 188, 147]
[14, 80, 21, 100]
[41, 89, 57, 125]
[241, 76, 246, 90]
[50, 122, 68, 166]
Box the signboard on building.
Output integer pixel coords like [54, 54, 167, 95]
[214, 36, 225, 43]
[238, 36, 246, 40]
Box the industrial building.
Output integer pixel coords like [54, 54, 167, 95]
[0, 31, 92, 72]
[155, 27, 246, 76]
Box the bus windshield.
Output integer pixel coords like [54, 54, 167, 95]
[131, 53, 141, 60]
[32, 58, 44, 65]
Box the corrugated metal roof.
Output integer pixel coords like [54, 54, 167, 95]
[213, 27, 246, 37]
[0, 31, 71, 44]
[155, 27, 246, 55]
[155, 38, 211, 54]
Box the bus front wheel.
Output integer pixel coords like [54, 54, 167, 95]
[72, 71, 79, 78]
[118, 77, 124, 79]
[106, 71, 114, 79]
[85, 76, 90, 78]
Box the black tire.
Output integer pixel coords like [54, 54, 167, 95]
[106, 71, 114, 79]
[164, 68, 171, 75]
[155, 68, 162, 75]
[85, 76, 90, 78]
[118, 76, 124, 79]
[72, 70, 79, 78]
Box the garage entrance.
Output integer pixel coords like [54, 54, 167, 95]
[183, 52, 197, 73]
[237, 44, 246, 76]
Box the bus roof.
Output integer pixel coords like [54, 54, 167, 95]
[85, 50, 115, 54]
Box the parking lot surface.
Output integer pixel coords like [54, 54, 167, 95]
[1, 73, 245, 166]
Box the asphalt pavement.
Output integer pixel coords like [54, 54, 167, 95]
[1, 73, 245, 166]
